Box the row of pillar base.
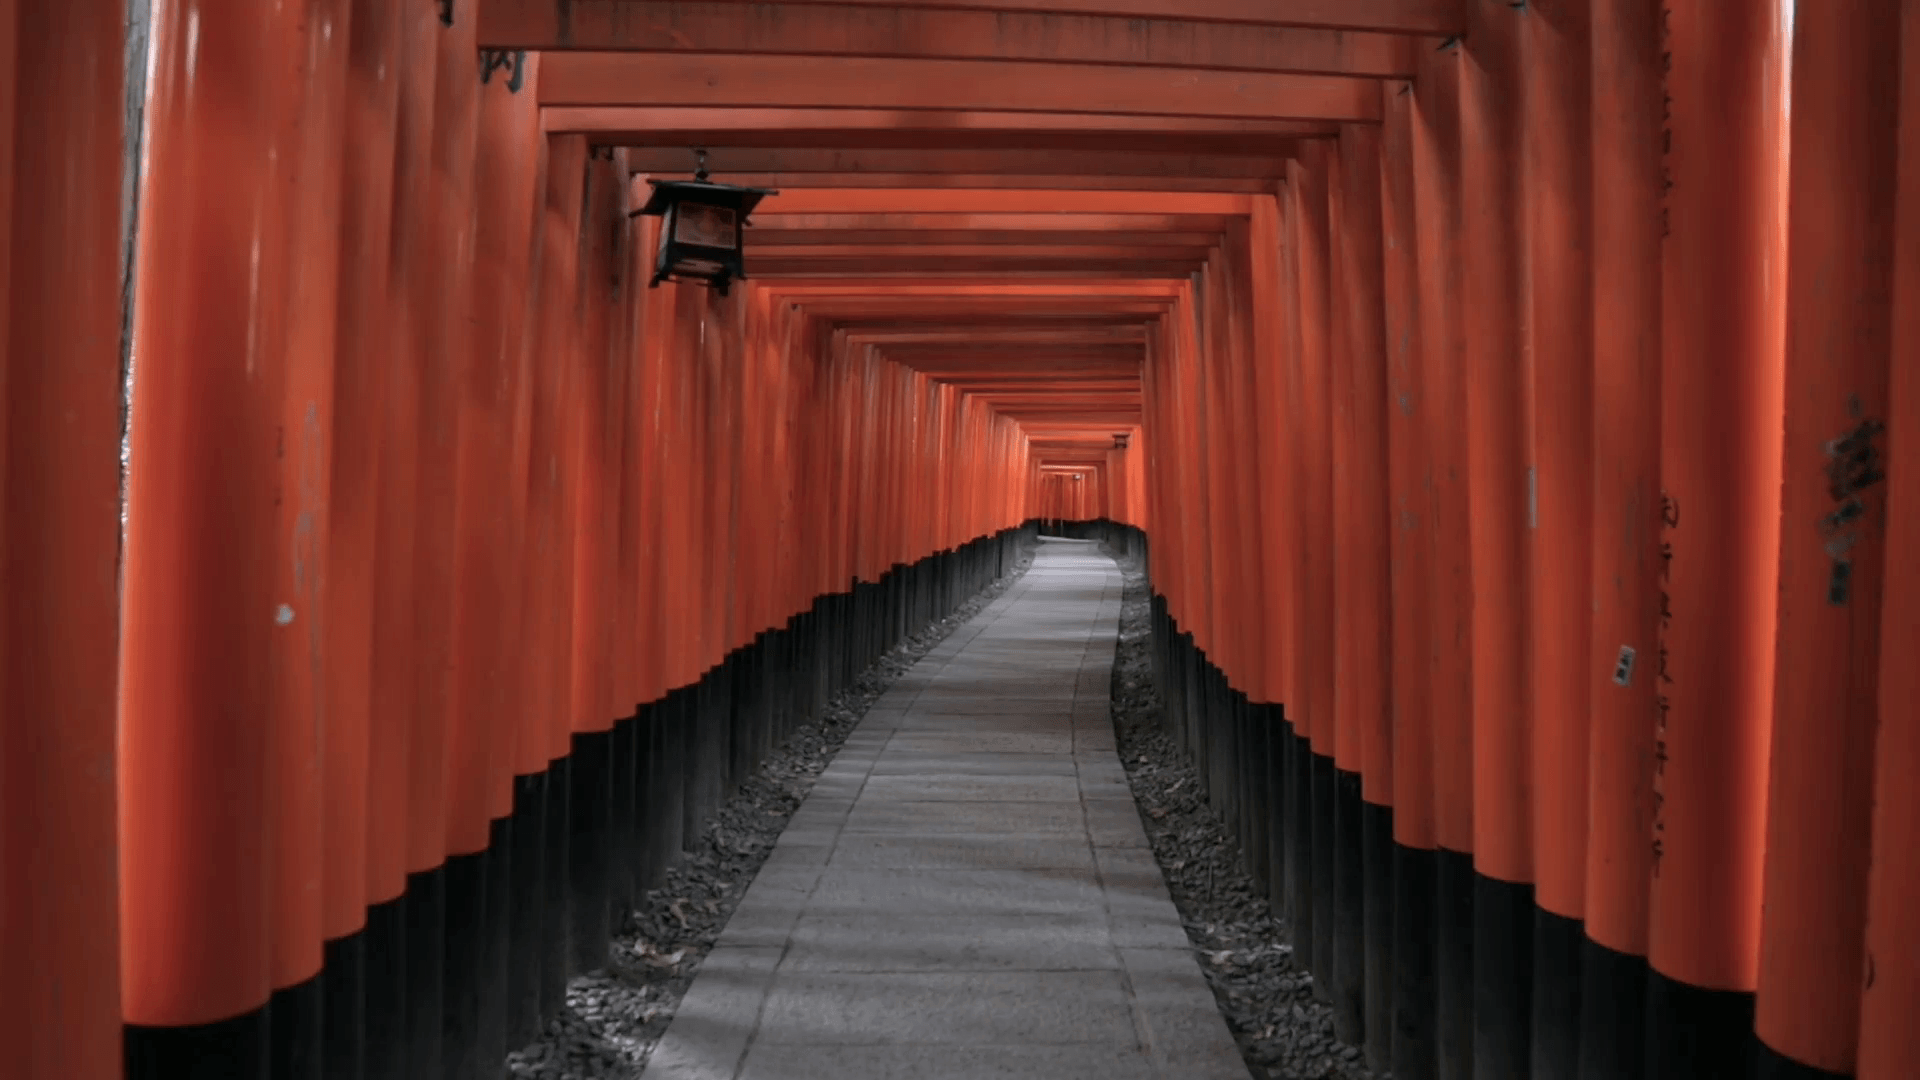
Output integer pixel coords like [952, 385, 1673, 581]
[123, 524, 1038, 1080]
[1079, 520, 1780, 1080]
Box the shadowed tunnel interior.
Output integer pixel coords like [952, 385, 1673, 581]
[3, 2, 1919, 1079]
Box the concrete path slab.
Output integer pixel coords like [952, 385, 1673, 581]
[643, 539, 1250, 1080]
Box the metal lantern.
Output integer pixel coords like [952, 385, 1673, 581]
[629, 151, 776, 297]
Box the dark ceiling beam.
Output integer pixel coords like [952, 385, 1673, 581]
[750, 212, 1243, 232]
[707, 173, 1275, 192]
[483, 0, 1465, 42]
[754, 230, 1221, 247]
[480, 0, 1429, 73]
[537, 53, 1383, 123]
[544, 107, 1331, 151]
[625, 146, 1291, 177]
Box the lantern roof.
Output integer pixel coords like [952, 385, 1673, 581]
[633, 164, 778, 221]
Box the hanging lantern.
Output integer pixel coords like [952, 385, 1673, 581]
[1112, 432, 1131, 449]
[629, 150, 776, 297]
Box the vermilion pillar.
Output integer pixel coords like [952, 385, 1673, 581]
[1380, 76, 1439, 1080]
[373, 3, 442, 1072]
[1460, 2, 1537, 1073]
[1859, 12, 1920, 1077]
[1520, 4, 1595, 1077]
[1582, 0, 1663, 1076]
[1755, 3, 1900, 1076]
[121, 0, 296, 1070]
[1333, 121, 1395, 1065]
[1409, 43, 1476, 1080]
[525, 132, 586, 1032]
[4, 2, 125, 1077]
[1285, 144, 1337, 1000]
[267, 0, 352, 1072]
[1248, 195, 1296, 937]
[426, 6, 493, 1073]
[473, 52, 543, 801]
[335, 1, 404, 1072]
[564, 149, 624, 980]
[1648, 0, 1788, 1075]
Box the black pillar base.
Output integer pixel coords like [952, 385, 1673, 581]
[321, 932, 367, 1080]
[1311, 751, 1337, 1001]
[506, 772, 546, 1049]
[1331, 766, 1367, 1044]
[568, 729, 613, 977]
[1361, 798, 1395, 1072]
[1644, 970, 1754, 1080]
[440, 849, 488, 1079]
[540, 756, 571, 1027]
[1289, 729, 1315, 976]
[1393, 843, 1439, 1080]
[1753, 1042, 1850, 1080]
[1576, 937, 1646, 1080]
[1531, 907, 1583, 1080]
[268, 973, 322, 1080]
[126, 1008, 272, 1080]
[401, 865, 445, 1080]
[1435, 847, 1475, 1080]
[1473, 873, 1534, 1080]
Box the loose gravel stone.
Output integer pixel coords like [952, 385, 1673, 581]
[506, 550, 1036, 1079]
[1103, 546, 1380, 1080]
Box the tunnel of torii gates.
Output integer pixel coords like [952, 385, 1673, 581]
[4, 1, 1920, 1079]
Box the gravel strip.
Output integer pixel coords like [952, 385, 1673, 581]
[1104, 548, 1378, 1080]
[506, 549, 1036, 1079]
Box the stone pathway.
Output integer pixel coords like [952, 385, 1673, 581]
[642, 539, 1250, 1080]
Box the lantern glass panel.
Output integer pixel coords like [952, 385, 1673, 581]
[673, 201, 738, 249]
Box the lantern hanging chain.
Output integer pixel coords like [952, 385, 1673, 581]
[694, 149, 711, 183]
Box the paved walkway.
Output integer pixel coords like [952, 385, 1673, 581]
[644, 539, 1249, 1080]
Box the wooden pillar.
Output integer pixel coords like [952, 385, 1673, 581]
[1581, 1, 1664, 1076]
[370, 3, 444, 1072]
[1460, 2, 1536, 1073]
[333, 2, 404, 1074]
[1333, 121, 1396, 1067]
[1755, 3, 1900, 1076]
[1410, 43, 1476, 1080]
[266, 1, 353, 1073]
[3, 2, 125, 1076]
[120, 0, 298, 1071]
[1647, 0, 1788, 1075]
[1520, 3, 1595, 1077]
[1284, 146, 1336, 997]
[1381, 75, 1439, 1080]
[1859, 10, 1920, 1077]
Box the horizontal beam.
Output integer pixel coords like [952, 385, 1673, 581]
[481, 0, 1424, 74]
[705, 172, 1274, 192]
[627, 146, 1290, 177]
[935, 383, 1143, 392]
[544, 107, 1332, 149]
[1001, 412, 1143, 422]
[487, 0, 1464, 37]
[787, 242, 1210, 257]
[802, 303, 1172, 319]
[538, 53, 1383, 122]
[753, 229, 1222, 246]
[895, 367, 1145, 380]
[756, 267, 1197, 279]
[752, 189, 1252, 214]
[752, 212, 1242, 230]
[847, 325, 1145, 341]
